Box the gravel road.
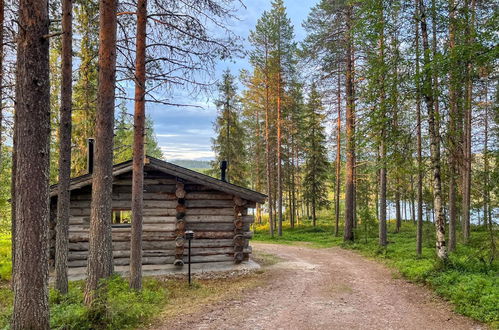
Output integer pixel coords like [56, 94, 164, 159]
[154, 242, 484, 330]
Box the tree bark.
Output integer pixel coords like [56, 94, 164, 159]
[0, 0, 3, 168]
[55, 0, 74, 295]
[85, 0, 118, 304]
[12, 0, 51, 326]
[461, 0, 475, 242]
[419, 0, 447, 260]
[447, 0, 458, 252]
[335, 67, 341, 237]
[415, 0, 423, 257]
[378, 7, 387, 246]
[343, 4, 355, 242]
[130, 0, 147, 291]
[264, 42, 274, 237]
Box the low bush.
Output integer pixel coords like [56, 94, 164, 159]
[1, 275, 167, 329]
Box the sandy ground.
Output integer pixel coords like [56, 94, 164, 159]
[153, 243, 485, 330]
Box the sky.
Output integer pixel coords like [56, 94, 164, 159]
[144, 0, 317, 161]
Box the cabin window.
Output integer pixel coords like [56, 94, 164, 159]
[112, 209, 132, 227]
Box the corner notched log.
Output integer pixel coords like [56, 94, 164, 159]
[174, 181, 186, 266]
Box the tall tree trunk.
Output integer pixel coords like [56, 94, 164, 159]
[12, 0, 51, 326]
[130, 0, 147, 291]
[378, 6, 387, 246]
[55, 0, 74, 295]
[0, 0, 3, 167]
[264, 45, 274, 237]
[85, 0, 118, 304]
[335, 68, 341, 237]
[483, 87, 496, 257]
[343, 4, 355, 242]
[415, 0, 424, 257]
[461, 0, 475, 242]
[277, 70, 283, 236]
[419, 0, 447, 260]
[447, 0, 458, 252]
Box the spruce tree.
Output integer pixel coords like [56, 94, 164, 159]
[302, 84, 330, 226]
[211, 70, 248, 187]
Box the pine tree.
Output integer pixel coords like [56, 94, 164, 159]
[211, 70, 247, 187]
[302, 84, 330, 226]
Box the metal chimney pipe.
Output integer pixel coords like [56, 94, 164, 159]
[220, 160, 227, 182]
[87, 138, 95, 174]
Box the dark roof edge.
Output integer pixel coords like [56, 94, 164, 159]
[50, 156, 267, 203]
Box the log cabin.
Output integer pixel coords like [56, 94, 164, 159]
[49, 151, 266, 280]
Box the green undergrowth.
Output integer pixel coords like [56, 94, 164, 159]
[254, 218, 499, 326]
[0, 275, 167, 329]
[0, 234, 11, 282]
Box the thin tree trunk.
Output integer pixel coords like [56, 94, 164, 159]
[483, 81, 495, 256]
[395, 181, 401, 233]
[335, 67, 341, 237]
[264, 43, 274, 237]
[130, 0, 147, 291]
[415, 0, 424, 257]
[461, 0, 475, 242]
[277, 73, 283, 236]
[0, 0, 3, 168]
[378, 4, 387, 246]
[12, 0, 51, 326]
[343, 4, 355, 242]
[85, 0, 118, 304]
[419, 0, 447, 260]
[55, 0, 74, 295]
[447, 0, 458, 252]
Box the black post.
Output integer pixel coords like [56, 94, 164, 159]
[87, 138, 95, 174]
[185, 230, 194, 285]
[220, 160, 227, 182]
[188, 238, 191, 285]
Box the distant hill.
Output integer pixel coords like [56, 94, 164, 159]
[169, 159, 211, 170]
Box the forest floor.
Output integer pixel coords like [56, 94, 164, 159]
[152, 242, 484, 330]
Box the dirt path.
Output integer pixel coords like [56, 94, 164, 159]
[154, 243, 484, 330]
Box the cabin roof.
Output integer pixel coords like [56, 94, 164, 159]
[50, 156, 267, 203]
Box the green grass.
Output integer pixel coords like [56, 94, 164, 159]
[253, 217, 499, 326]
[0, 275, 167, 329]
[0, 234, 11, 282]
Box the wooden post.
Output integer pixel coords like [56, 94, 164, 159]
[233, 196, 247, 263]
[174, 181, 186, 266]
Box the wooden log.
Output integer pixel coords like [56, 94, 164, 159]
[233, 196, 246, 206]
[186, 222, 247, 231]
[185, 208, 245, 216]
[142, 184, 176, 193]
[185, 192, 232, 200]
[186, 200, 235, 208]
[175, 236, 185, 247]
[175, 220, 185, 232]
[175, 188, 186, 199]
[233, 235, 244, 246]
[176, 204, 186, 213]
[234, 218, 244, 229]
[234, 252, 244, 263]
[184, 215, 232, 223]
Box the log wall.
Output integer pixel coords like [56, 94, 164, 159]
[49, 170, 255, 274]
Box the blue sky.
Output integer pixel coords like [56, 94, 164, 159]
[144, 0, 317, 161]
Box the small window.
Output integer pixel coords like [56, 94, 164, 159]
[112, 209, 132, 227]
